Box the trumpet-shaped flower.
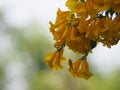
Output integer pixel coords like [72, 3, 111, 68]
[68, 57, 93, 79]
[78, 59, 93, 80]
[68, 59, 82, 77]
[45, 48, 66, 70]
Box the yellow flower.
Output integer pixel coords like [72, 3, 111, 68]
[46, 0, 120, 79]
[107, 0, 120, 13]
[66, 33, 91, 54]
[68, 59, 82, 77]
[66, 0, 87, 13]
[78, 59, 93, 80]
[85, 0, 109, 18]
[45, 48, 66, 70]
[49, 9, 71, 41]
[98, 16, 120, 48]
[68, 57, 93, 79]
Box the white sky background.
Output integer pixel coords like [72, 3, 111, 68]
[0, 0, 120, 76]
[0, 0, 67, 26]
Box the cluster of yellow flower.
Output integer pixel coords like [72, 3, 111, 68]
[45, 0, 120, 79]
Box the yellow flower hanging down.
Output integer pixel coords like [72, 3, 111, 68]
[68, 58, 82, 77]
[45, 48, 66, 70]
[68, 57, 93, 80]
[78, 58, 93, 80]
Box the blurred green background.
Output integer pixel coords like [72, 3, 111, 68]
[0, 0, 120, 90]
